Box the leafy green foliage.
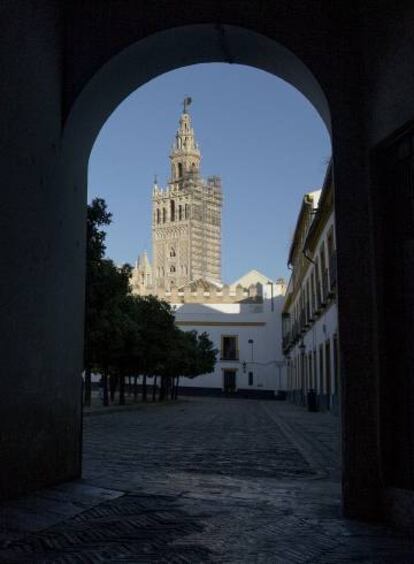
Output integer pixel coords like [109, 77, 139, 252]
[84, 198, 218, 406]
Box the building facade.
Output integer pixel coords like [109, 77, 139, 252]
[133, 100, 222, 294]
[282, 165, 339, 413]
[175, 273, 286, 398]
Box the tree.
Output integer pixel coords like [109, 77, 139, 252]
[157, 326, 193, 401]
[158, 329, 217, 400]
[133, 295, 176, 401]
[194, 332, 218, 377]
[84, 197, 131, 406]
[83, 199, 216, 408]
[86, 260, 131, 405]
[84, 199, 112, 406]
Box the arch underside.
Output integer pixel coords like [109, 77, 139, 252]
[63, 24, 331, 168]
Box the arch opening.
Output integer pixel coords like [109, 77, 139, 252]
[62, 24, 331, 174]
[64, 23, 340, 514]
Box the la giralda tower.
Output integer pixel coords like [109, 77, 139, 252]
[152, 98, 222, 290]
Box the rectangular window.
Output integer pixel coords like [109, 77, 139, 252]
[325, 339, 331, 408]
[327, 228, 335, 258]
[319, 344, 324, 393]
[311, 272, 316, 313]
[308, 353, 313, 389]
[248, 371, 253, 386]
[320, 242, 328, 302]
[315, 260, 322, 308]
[333, 333, 339, 395]
[221, 336, 238, 360]
[327, 229, 337, 290]
[306, 279, 311, 322]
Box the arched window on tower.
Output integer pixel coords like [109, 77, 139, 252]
[170, 247, 176, 258]
[162, 208, 166, 223]
[156, 209, 160, 224]
[178, 163, 183, 178]
[185, 204, 189, 219]
[178, 205, 182, 220]
[170, 200, 175, 222]
[170, 265, 176, 273]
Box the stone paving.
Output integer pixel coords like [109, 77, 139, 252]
[1, 398, 413, 562]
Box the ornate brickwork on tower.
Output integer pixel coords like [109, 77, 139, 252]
[133, 99, 223, 294]
[131, 100, 285, 305]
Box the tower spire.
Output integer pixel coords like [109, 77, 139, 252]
[182, 96, 192, 113]
[169, 97, 200, 183]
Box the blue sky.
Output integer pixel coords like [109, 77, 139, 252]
[88, 63, 331, 282]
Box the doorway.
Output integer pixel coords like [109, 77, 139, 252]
[223, 369, 237, 395]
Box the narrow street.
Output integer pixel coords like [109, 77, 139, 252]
[1, 398, 413, 562]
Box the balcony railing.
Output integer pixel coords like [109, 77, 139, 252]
[221, 351, 239, 361]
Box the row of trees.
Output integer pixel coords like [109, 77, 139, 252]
[83, 198, 217, 407]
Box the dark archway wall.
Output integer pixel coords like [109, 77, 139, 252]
[1, 1, 414, 528]
[360, 1, 414, 529]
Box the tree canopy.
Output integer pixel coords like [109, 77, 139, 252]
[83, 198, 217, 406]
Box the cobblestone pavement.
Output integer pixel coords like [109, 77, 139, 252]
[1, 398, 414, 562]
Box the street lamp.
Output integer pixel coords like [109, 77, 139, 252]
[248, 338, 254, 362]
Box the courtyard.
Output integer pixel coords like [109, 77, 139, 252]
[0, 398, 413, 562]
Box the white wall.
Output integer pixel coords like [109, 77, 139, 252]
[173, 287, 286, 392]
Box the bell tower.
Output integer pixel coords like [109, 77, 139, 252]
[151, 98, 222, 292]
[169, 97, 201, 185]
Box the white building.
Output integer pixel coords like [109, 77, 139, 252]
[174, 272, 286, 398]
[282, 164, 339, 412]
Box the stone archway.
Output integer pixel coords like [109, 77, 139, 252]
[62, 23, 349, 514]
[1, 8, 387, 524]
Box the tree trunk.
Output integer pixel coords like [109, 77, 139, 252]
[119, 372, 125, 405]
[174, 376, 180, 400]
[128, 375, 132, 396]
[159, 376, 166, 402]
[170, 377, 175, 400]
[142, 374, 147, 402]
[103, 368, 109, 407]
[133, 375, 138, 401]
[109, 373, 118, 402]
[152, 376, 157, 402]
[84, 366, 92, 407]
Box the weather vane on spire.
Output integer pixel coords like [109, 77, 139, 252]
[183, 96, 192, 113]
